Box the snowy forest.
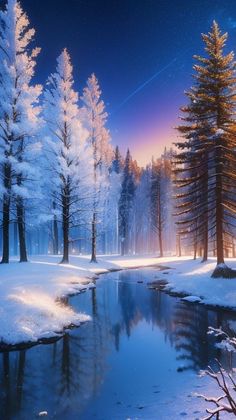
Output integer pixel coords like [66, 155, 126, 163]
[0, 1, 175, 263]
[1, 1, 236, 280]
[2, 1, 236, 419]
[0, 0, 176, 265]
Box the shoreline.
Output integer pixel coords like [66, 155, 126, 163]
[1, 255, 236, 350]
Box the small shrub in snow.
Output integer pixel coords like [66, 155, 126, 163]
[198, 327, 236, 419]
[198, 360, 236, 419]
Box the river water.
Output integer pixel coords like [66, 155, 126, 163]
[1, 268, 236, 420]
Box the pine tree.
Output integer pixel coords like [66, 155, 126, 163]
[132, 166, 151, 254]
[44, 49, 90, 264]
[175, 21, 236, 277]
[82, 74, 111, 263]
[0, 0, 42, 263]
[150, 156, 171, 257]
[104, 146, 123, 253]
[112, 145, 123, 174]
[119, 149, 136, 255]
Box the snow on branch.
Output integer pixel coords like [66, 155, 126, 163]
[197, 327, 236, 418]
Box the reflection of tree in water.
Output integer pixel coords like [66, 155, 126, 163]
[16, 351, 26, 409]
[0, 287, 112, 419]
[172, 302, 215, 371]
[1, 352, 11, 420]
[148, 288, 177, 343]
[110, 271, 236, 373]
[0, 350, 26, 420]
[51, 288, 112, 412]
[111, 271, 177, 351]
[112, 323, 121, 352]
[118, 282, 138, 337]
[2, 273, 236, 419]
[171, 303, 236, 372]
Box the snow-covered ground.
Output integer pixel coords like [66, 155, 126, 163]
[0, 257, 95, 346]
[1, 254, 236, 346]
[0, 253, 167, 346]
[155, 256, 236, 309]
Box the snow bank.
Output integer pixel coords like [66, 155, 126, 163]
[2, 253, 236, 346]
[0, 253, 164, 346]
[0, 259, 94, 346]
[182, 295, 202, 303]
[154, 256, 236, 310]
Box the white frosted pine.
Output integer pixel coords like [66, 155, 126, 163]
[81, 73, 112, 260]
[0, 0, 42, 262]
[43, 48, 92, 262]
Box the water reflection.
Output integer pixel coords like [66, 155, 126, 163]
[1, 269, 236, 419]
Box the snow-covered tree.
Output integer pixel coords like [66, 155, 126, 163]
[132, 166, 151, 254]
[119, 149, 136, 255]
[112, 146, 123, 175]
[0, 0, 42, 263]
[43, 49, 91, 263]
[101, 146, 123, 254]
[81, 73, 111, 262]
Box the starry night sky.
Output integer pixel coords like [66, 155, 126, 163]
[5, 0, 236, 164]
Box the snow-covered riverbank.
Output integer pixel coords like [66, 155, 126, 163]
[0, 254, 168, 346]
[156, 256, 236, 309]
[1, 254, 236, 346]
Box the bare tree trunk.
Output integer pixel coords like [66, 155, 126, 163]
[177, 234, 181, 257]
[17, 195, 27, 262]
[1, 195, 10, 264]
[90, 138, 98, 263]
[120, 240, 125, 256]
[202, 174, 208, 262]
[193, 241, 197, 260]
[90, 212, 97, 262]
[120, 219, 128, 256]
[1, 163, 11, 264]
[215, 148, 224, 266]
[232, 236, 235, 258]
[116, 206, 119, 254]
[52, 201, 59, 255]
[211, 139, 236, 278]
[202, 220, 208, 262]
[13, 221, 18, 256]
[61, 189, 69, 264]
[16, 350, 25, 409]
[157, 181, 163, 257]
[158, 225, 163, 257]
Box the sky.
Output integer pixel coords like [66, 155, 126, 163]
[4, 0, 236, 165]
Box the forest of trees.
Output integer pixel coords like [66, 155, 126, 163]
[0, 1, 236, 278]
[0, 0, 175, 265]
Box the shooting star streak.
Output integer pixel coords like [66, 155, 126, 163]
[112, 48, 191, 114]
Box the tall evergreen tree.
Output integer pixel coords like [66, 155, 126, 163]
[82, 74, 111, 263]
[150, 159, 163, 257]
[112, 146, 123, 174]
[119, 149, 136, 255]
[106, 146, 123, 253]
[175, 21, 236, 277]
[44, 49, 90, 264]
[0, 0, 42, 263]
